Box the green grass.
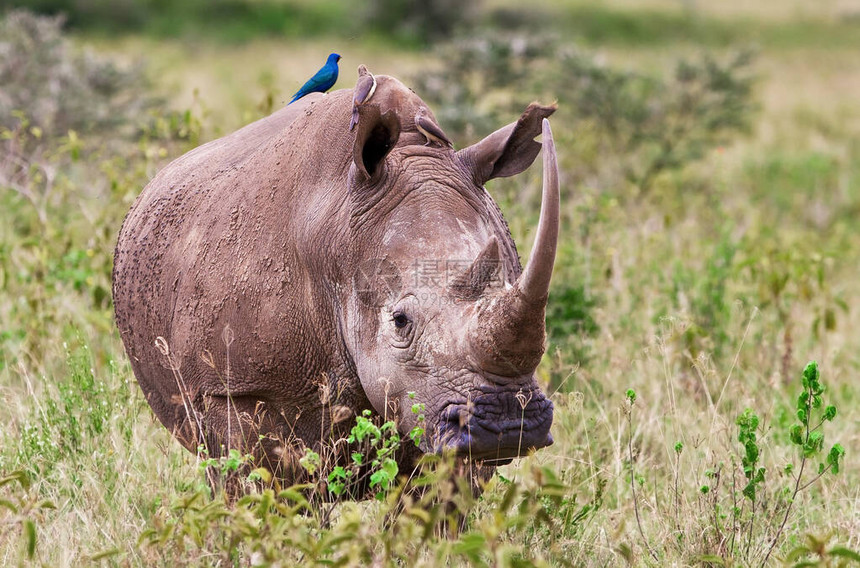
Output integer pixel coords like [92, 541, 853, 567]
[4, 0, 354, 42]
[1, 4, 859, 566]
[550, 6, 860, 49]
[7, 0, 860, 50]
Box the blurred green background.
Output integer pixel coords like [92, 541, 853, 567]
[1, 0, 859, 565]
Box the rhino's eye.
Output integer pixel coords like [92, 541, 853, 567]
[392, 312, 410, 329]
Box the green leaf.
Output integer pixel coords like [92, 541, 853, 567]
[34, 499, 55, 511]
[742, 481, 755, 501]
[823, 405, 836, 421]
[24, 518, 36, 559]
[409, 425, 424, 446]
[802, 361, 819, 387]
[248, 467, 271, 483]
[789, 424, 803, 445]
[299, 449, 321, 476]
[369, 469, 389, 488]
[0, 471, 30, 490]
[453, 532, 488, 563]
[694, 554, 725, 565]
[827, 444, 845, 474]
[785, 546, 811, 562]
[743, 439, 759, 468]
[88, 548, 121, 561]
[827, 546, 860, 561]
[277, 487, 311, 511]
[370, 458, 399, 491]
[809, 431, 824, 452]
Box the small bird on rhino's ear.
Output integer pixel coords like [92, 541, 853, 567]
[288, 53, 341, 105]
[350, 64, 377, 131]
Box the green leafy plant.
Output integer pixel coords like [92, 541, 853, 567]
[0, 470, 56, 561]
[760, 361, 845, 566]
[361, 0, 480, 45]
[623, 388, 659, 562]
[295, 410, 409, 502]
[408, 391, 426, 447]
[783, 533, 860, 568]
[138, 451, 604, 566]
[735, 408, 766, 561]
[11, 343, 118, 478]
[0, 10, 158, 137]
[626, 361, 848, 566]
[559, 48, 756, 195]
[415, 33, 755, 196]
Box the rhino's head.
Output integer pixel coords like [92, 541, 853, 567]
[341, 74, 558, 464]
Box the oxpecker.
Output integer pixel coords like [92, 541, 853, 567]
[350, 64, 377, 131]
[288, 53, 341, 105]
[415, 108, 453, 147]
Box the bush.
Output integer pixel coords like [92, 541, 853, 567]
[622, 363, 849, 566]
[413, 34, 756, 195]
[361, 0, 481, 46]
[0, 9, 157, 136]
[558, 48, 756, 195]
[0, 10, 197, 370]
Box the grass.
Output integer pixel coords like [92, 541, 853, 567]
[1, 3, 859, 566]
[8, 0, 860, 50]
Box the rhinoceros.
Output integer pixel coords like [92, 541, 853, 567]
[113, 66, 559, 488]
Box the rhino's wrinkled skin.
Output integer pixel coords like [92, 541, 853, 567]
[113, 69, 560, 485]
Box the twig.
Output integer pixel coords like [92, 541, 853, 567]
[760, 416, 810, 568]
[711, 307, 758, 435]
[627, 408, 659, 562]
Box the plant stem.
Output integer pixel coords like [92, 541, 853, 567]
[798, 465, 831, 492]
[761, 390, 812, 567]
[673, 452, 680, 533]
[760, 457, 805, 568]
[627, 411, 659, 562]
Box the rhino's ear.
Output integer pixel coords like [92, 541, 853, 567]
[457, 102, 557, 185]
[352, 104, 401, 180]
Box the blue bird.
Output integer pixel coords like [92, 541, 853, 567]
[288, 53, 341, 104]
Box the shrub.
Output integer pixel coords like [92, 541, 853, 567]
[362, 0, 481, 45]
[0, 9, 157, 137]
[623, 362, 850, 566]
[413, 34, 756, 195]
[557, 48, 756, 195]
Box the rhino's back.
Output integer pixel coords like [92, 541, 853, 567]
[113, 89, 354, 438]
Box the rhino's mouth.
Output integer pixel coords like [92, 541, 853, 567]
[432, 385, 553, 463]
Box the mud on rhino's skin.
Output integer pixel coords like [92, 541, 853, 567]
[112, 67, 560, 488]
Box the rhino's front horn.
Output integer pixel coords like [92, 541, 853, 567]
[520, 118, 559, 307]
[473, 119, 559, 378]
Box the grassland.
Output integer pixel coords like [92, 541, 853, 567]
[1, 1, 859, 566]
